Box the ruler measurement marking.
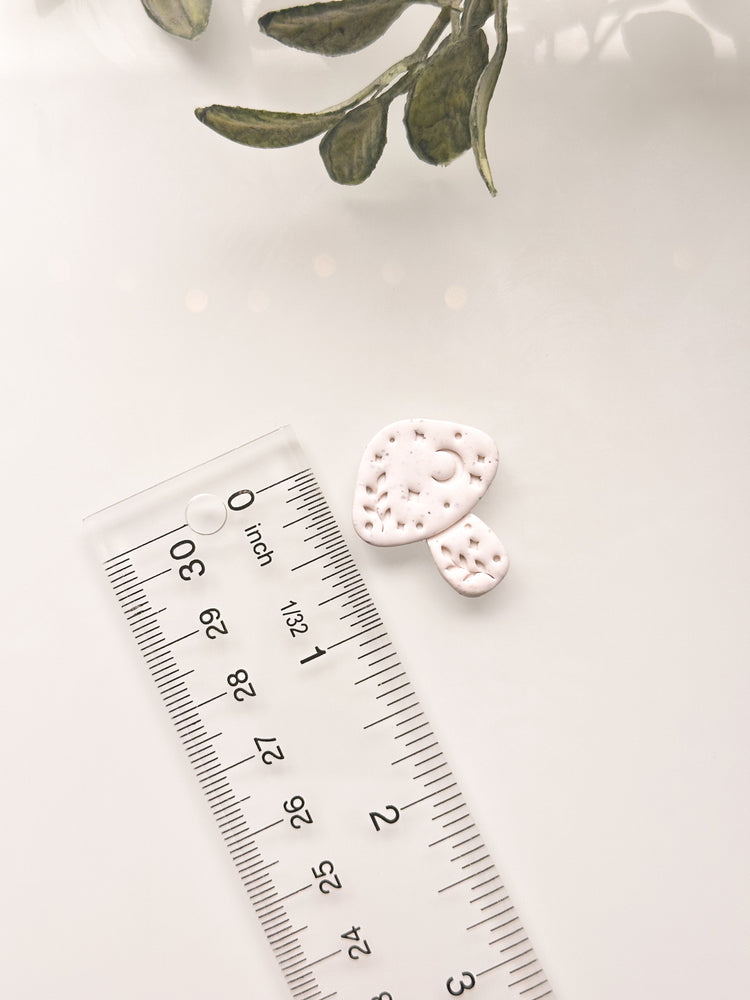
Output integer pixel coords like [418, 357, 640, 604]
[260, 470, 309, 494]
[292, 494, 326, 512]
[120, 568, 173, 595]
[442, 810, 470, 827]
[287, 481, 317, 500]
[205, 782, 234, 806]
[292, 949, 342, 976]
[377, 671, 406, 687]
[305, 529, 338, 550]
[217, 817, 246, 838]
[384, 691, 416, 709]
[157, 669, 194, 691]
[471, 874, 502, 894]
[358, 643, 393, 660]
[376, 681, 411, 700]
[125, 604, 154, 623]
[392, 741, 440, 765]
[264, 914, 291, 933]
[232, 839, 260, 858]
[217, 753, 256, 774]
[507, 954, 537, 975]
[434, 793, 464, 813]
[250, 884, 277, 904]
[185, 732, 220, 755]
[320, 564, 358, 583]
[475, 888, 509, 906]
[477, 948, 534, 978]
[245, 861, 281, 884]
[278, 945, 304, 963]
[194, 691, 228, 711]
[270, 926, 308, 947]
[429, 821, 473, 847]
[462, 853, 491, 869]
[502, 936, 530, 954]
[439, 865, 495, 894]
[400, 724, 432, 743]
[106, 523, 188, 562]
[327, 580, 363, 599]
[328, 624, 379, 649]
[363, 701, 420, 729]
[277, 936, 303, 953]
[402, 785, 456, 810]
[489, 927, 524, 946]
[104, 555, 129, 571]
[318, 587, 361, 607]
[121, 592, 148, 611]
[435, 804, 465, 822]
[190, 749, 216, 769]
[413, 761, 449, 780]
[308, 528, 339, 546]
[178, 722, 205, 743]
[292, 552, 331, 572]
[395, 710, 425, 728]
[249, 818, 285, 838]
[163, 690, 190, 710]
[283, 508, 325, 529]
[355, 663, 399, 685]
[134, 626, 160, 644]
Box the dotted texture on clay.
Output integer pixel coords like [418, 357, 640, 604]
[353, 418, 499, 547]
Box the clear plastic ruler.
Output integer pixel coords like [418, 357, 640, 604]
[86, 426, 555, 1000]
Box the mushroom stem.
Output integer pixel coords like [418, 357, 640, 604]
[426, 514, 508, 597]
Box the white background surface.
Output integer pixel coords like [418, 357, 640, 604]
[2, 1, 749, 998]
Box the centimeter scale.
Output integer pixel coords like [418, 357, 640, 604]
[86, 426, 555, 1000]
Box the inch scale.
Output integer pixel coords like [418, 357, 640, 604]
[86, 426, 555, 1000]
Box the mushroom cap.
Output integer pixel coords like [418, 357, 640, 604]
[352, 418, 499, 546]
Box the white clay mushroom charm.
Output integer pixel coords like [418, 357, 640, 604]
[352, 419, 509, 597]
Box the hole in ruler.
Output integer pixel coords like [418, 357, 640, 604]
[186, 494, 227, 535]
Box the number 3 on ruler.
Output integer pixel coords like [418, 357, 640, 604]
[446, 971, 476, 995]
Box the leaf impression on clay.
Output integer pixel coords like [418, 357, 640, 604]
[352, 418, 499, 546]
[427, 514, 509, 597]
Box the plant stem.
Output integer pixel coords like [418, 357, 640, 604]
[317, 6, 451, 116]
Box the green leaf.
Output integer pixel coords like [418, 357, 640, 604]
[194, 105, 346, 148]
[404, 31, 489, 167]
[141, 0, 212, 39]
[319, 98, 388, 185]
[469, 0, 508, 196]
[259, 0, 409, 56]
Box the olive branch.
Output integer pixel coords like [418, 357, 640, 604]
[142, 0, 509, 194]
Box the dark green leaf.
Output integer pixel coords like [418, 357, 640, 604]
[195, 105, 346, 148]
[470, 0, 508, 196]
[404, 31, 489, 167]
[319, 98, 388, 185]
[259, 0, 409, 56]
[141, 0, 211, 39]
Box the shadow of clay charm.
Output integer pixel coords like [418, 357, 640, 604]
[352, 419, 509, 596]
